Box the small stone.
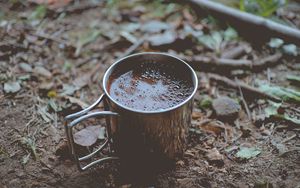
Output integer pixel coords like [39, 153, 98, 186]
[212, 96, 241, 121]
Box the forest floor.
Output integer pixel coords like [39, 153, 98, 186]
[0, 0, 300, 187]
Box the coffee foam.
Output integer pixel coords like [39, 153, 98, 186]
[108, 62, 193, 111]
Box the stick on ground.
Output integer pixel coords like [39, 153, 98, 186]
[188, 0, 300, 46]
[186, 53, 282, 72]
[208, 73, 281, 103]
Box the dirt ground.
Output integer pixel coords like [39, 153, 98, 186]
[0, 1, 300, 187]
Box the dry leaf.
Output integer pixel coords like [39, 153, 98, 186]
[205, 148, 224, 166]
[74, 127, 98, 147]
[192, 111, 203, 119]
[74, 126, 105, 147]
[199, 120, 224, 136]
[72, 73, 91, 89]
[33, 66, 52, 79]
[65, 96, 89, 109]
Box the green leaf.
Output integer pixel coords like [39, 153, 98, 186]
[258, 83, 300, 104]
[198, 31, 222, 53]
[286, 75, 300, 86]
[18, 74, 31, 81]
[264, 101, 280, 117]
[198, 35, 217, 50]
[48, 99, 62, 112]
[223, 27, 238, 41]
[199, 95, 213, 109]
[22, 153, 31, 165]
[198, 27, 238, 53]
[282, 44, 298, 56]
[268, 38, 284, 48]
[29, 5, 47, 20]
[239, 0, 287, 17]
[265, 101, 300, 125]
[20, 137, 37, 160]
[236, 147, 261, 159]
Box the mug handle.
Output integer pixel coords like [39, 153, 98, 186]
[64, 94, 119, 171]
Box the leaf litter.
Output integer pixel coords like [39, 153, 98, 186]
[1, 0, 300, 187]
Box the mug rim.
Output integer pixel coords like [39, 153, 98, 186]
[102, 52, 198, 114]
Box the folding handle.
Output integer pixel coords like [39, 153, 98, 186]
[64, 94, 119, 171]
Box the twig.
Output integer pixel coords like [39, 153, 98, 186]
[208, 73, 281, 102]
[31, 32, 74, 48]
[235, 77, 252, 121]
[118, 36, 146, 59]
[186, 53, 282, 72]
[188, 55, 251, 70]
[252, 53, 283, 71]
[221, 44, 248, 59]
[76, 53, 103, 67]
[279, 147, 300, 157]
[281, 134, 297, 144]
[75, 36, 144, 68]
[188, 0, 300, 46]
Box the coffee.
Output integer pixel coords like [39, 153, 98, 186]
[107, 62, 194, 111]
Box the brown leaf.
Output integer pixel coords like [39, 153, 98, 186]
[192, 111, 203, 119]
[199, 120, 224, 136]
[74, 127, 98, 147]
[85, 126, 106, 140]
[64, 96, 89, 109]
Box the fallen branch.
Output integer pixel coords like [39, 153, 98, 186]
[208, 73, 281, 103]
[188, 0, 300, 46]
[221, 44, 248, 59]
[186, 53, 282, 72]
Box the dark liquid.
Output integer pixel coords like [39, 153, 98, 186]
[108, 62, 194, 111]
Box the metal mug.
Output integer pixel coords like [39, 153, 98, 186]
[64, 52, 198, 172]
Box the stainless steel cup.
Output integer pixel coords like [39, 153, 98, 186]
[65, 52, 198, 172]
